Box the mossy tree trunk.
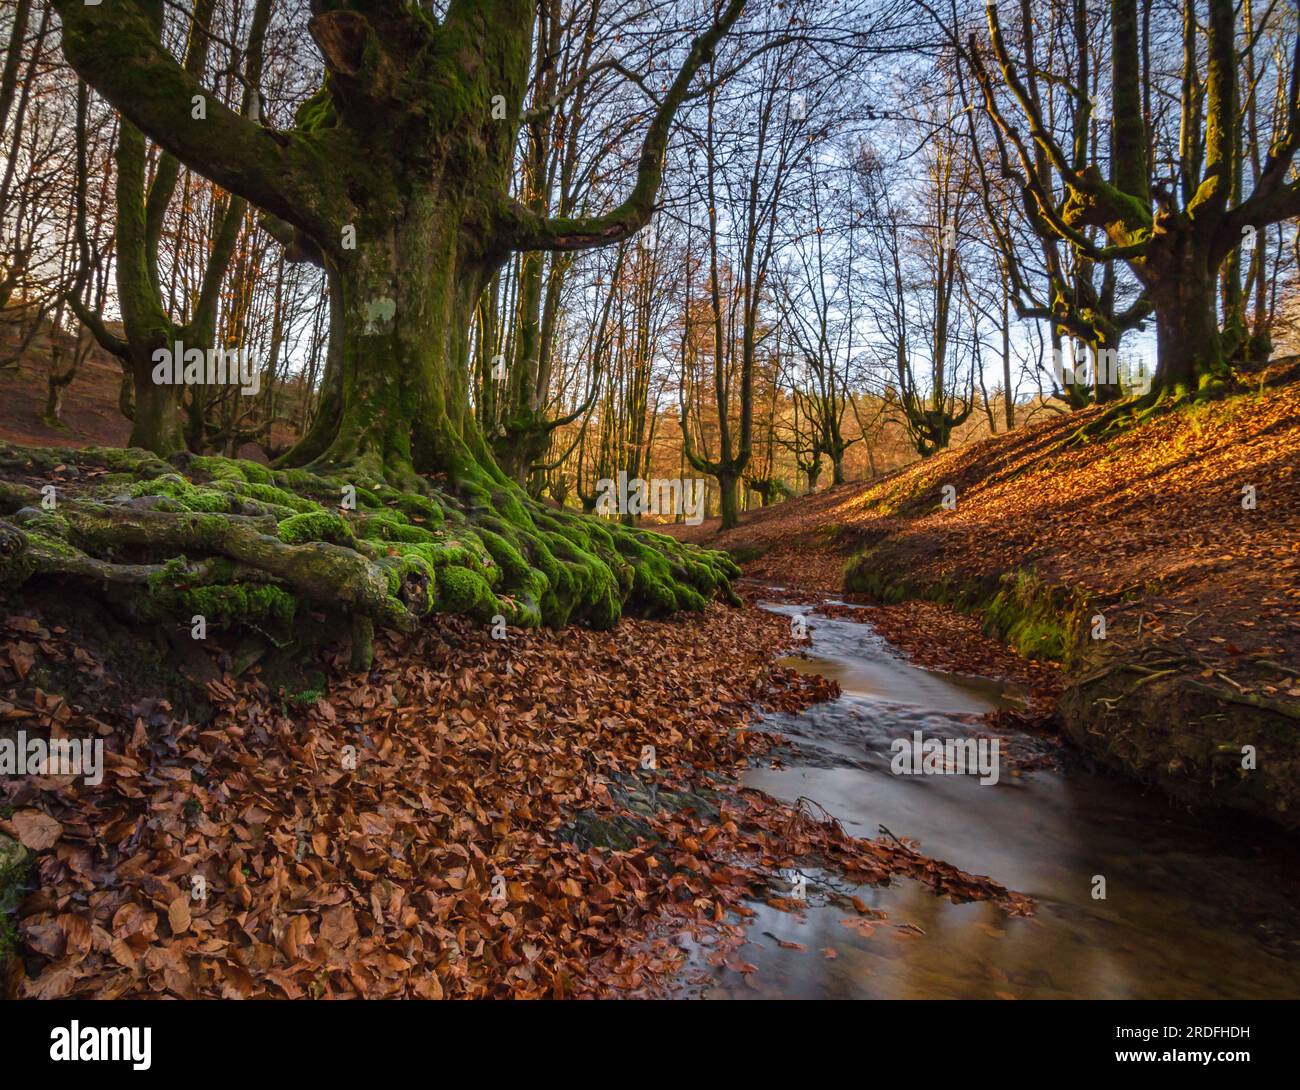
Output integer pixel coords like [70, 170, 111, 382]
[975, 0, 1300, 407]
[55, 0, 745, 489]
[1145, 232, 1231, 398]
[964, 0, 1150, 407]
[484, 1, 627, 486]
[299, 198, 501, 487]
[716, 469, 740, 530]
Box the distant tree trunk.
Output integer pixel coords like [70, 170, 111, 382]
[1001, 279, 1014, 430]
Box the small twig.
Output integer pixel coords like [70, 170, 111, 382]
[1132, 667, 1181, 688]
[877, 824, 915, 854]
[1185, 681, 1300, 720]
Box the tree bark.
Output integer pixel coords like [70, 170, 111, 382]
[1150, 251, 1228, 397]
[285, 198, 500, 493]
[717, 471, 739, 530]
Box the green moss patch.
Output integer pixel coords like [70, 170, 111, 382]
[278, 511, 355, 546]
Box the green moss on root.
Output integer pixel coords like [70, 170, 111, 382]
[189, 455, 274, 486]
[278, 511, 355, 546]
[1, 445, 743, 669]
[147, 578, 298, 627]
[435, 565, 499, 619]
[219, 480, 318, 513]
[125, 474, 234, 513]
[355, 510, 438, 543]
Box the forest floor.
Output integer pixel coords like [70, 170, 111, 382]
[0, 310, 303, 456]
[1, 576, 1035, 999]
[0, 319, 130, 450]
[2, 343, 1297, 998]
[668, 368, 1300, 827]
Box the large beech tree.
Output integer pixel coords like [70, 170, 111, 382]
[970, 0, 1300, 418]
[15, 0, 747, 658]
[53, 0, 746, 489]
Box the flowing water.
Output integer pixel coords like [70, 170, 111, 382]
[699, 599, 1300, 999]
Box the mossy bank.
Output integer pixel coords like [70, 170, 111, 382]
[0, 441, 741, 673]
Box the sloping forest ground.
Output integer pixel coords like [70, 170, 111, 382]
[669, 368, 1300, 829]
[0, 311, 304, 456]
[0, 316, 131, 449]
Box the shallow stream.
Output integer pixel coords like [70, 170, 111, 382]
[699, 599, 1300, 999]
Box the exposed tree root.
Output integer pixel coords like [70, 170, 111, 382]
[1063, 389, 1171, 446]
[0, 442, 741, 671]
[1062, 381, 1234, 447]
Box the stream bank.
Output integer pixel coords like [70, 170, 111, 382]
[665, 384, 1300, 830]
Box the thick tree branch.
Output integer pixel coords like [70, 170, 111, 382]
[52, 0, 338, 240]
[498, 0, 747, 252]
